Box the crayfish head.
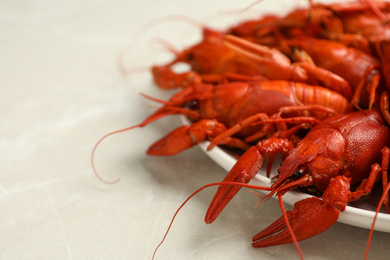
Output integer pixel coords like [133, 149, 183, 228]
[273, 127, 346, 193]
[139, 84, 214, 126]
[166, 84, 213, 116]
[175, 28, 233, 74]
[271, 172, 315, 198]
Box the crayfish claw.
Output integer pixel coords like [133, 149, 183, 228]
[147, 119, 227, 156]
[253, 196, 340, 247]
[253, 176, 350, 247]
[205, 146, 265, 223]
[252, 211, 294, 247]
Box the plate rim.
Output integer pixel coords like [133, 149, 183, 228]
[180, 116, 390, 233]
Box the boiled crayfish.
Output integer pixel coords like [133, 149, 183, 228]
[151, 94, 390, 260]
[205, 102, 390, 235]
[92, 0, 390, 258]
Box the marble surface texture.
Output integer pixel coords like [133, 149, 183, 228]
[1, 0, 390, 259]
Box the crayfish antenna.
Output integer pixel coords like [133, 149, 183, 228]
[91, 125, 142, 184]
[277, 193, 304, 260]
[364, 181, 390, 260]
[218, 0, 264, 15]
[91, 93, 193, 184]
[361, 0, 388, 23]
[117, 14, 206, 76]
[151, 181, 272, 260]
[117, 59, 150, 76]
[140, 93, 170, 105]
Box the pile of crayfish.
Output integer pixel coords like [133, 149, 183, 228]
[93, 0, 390, 259]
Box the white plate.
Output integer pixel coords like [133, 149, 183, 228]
[180, 116, 390, 233]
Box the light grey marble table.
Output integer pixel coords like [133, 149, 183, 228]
[1, 0, 389, 259]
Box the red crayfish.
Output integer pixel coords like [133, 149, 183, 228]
[151, 28, 308, 90]
[205, 99, 390, 236]
[91, 80, 351, 183]
[92, 0, 390, 259]
[152, 94, 390, 260]
[147, 1, 390, 259]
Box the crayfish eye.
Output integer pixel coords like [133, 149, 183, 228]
[293, 170, 303, 178]
[186, 52, 194, 61]
[293, 166, 306, 178]
[185, 100, 199, 110]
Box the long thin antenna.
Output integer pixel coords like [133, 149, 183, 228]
[364, 181, 390, 259]
[152, 181, 272, 259]
[91, 125, 142, 184]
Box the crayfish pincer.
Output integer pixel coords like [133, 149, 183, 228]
[205, 107, 390, 253]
